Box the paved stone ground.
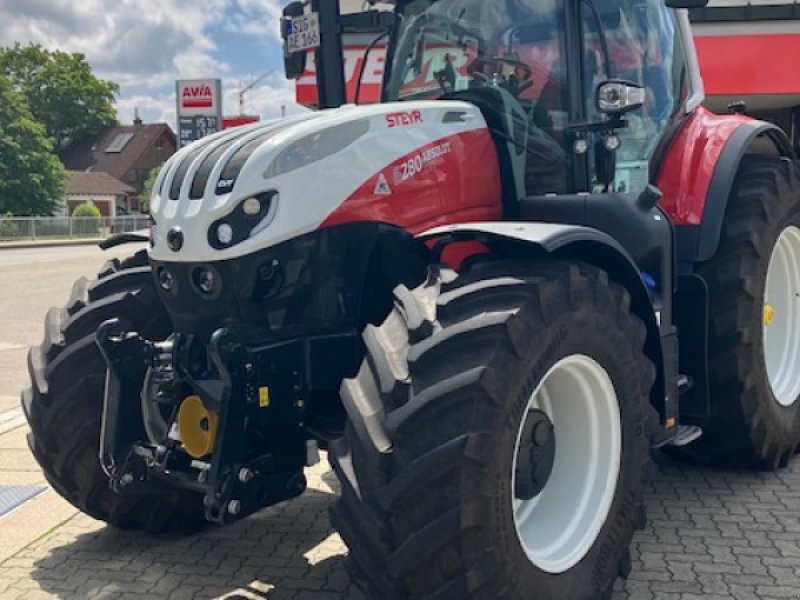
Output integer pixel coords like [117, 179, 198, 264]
[0, 451, 798, 599]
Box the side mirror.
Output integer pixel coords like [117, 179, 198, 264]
[281, 1, 308, 80]
[665, 0, 708, 8]
[596, 80, 645, 116]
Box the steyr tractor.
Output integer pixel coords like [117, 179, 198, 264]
[22, 0, 800, 598]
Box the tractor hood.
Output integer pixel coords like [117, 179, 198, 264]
[148, 100, 492, 263]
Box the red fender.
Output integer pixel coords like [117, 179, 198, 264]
[655, 107, 751, 226]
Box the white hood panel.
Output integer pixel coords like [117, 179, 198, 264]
[148, 101, 487, 263]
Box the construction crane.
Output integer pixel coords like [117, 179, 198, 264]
[238, 71, 273, 115]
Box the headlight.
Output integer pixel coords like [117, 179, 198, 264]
[216, 223, 234, 245]
[207, 191, 278, 250]
[158, 268, 176, 292]
[194, 268, 217, 294]
[242, 197, 262, 216]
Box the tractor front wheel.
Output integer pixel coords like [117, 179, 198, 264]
[330, 259, 656, 599]
[22, 250, 207, 532]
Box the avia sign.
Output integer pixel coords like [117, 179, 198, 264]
[176, 79, 224, 148]
[182, 84, 214, 109]
[177, 79, 223, 117]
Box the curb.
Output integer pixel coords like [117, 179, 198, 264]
[0, 239, 106, 251]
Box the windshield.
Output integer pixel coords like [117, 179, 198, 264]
[386, 0, 565, 103]
[386, 0, 690, 196]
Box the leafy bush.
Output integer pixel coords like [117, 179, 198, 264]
[71, 202, 101, 217]
[72, 202, 101, 234]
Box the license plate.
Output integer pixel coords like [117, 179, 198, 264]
[287, 13, 320, 53]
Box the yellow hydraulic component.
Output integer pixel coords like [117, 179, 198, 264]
[178, 395, 218, 459]
[764, 303, 775, 327]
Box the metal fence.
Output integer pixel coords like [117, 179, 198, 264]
[0, 216, 150, 243]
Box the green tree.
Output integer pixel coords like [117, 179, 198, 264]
[0, 44, 119, 152]
[0, 76, 66, 215]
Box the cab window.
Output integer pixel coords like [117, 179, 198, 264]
[581, 0, 690, 193]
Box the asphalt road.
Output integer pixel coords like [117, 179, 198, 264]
[0, 244, 799, 599]
[0, 244, 143, 410]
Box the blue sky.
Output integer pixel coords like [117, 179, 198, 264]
[0, 0, 307, 128]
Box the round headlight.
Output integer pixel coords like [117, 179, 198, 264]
[243, 197, 261, 216]
[604, 134, 621, 152]
[197, 269, 216, 294]
[217, 223, 233, 245]
[573, 138, 589, 155]
[158, 269, 175, 292]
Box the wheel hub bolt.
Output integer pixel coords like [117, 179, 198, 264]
[238, 468, 254, 483]
[228, 500, 241, 516]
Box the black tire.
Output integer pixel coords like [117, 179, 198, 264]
[21, 250, 207, 533]
[676, 156, 800, 468]
[329, 259, 657, 600]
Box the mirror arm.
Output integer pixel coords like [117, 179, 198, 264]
[567, 116, 628, 136]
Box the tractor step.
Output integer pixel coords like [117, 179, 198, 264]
[653, 425, 703, 449]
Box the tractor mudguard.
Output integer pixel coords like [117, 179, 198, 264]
[418, 221, 674, 427]
[694, 122, 792, 262]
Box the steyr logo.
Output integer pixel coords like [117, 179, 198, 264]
[386, 110, 423, 128]
[182, 85, 214, 109]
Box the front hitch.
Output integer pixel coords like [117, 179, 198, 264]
[96, 322, 310, 523]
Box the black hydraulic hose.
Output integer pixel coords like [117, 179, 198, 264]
[356, 30, 390, 105]
[581, 0, 614, 79]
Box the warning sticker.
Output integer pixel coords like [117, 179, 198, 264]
[374, 173, 392, 196]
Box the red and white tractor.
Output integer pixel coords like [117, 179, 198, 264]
[23, 0, 800, 597]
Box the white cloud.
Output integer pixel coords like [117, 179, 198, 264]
[0, 0, 232, 90]
[115, 93, 176, 126]
[0, 0, 309, 129]
[226, 0, 285, 44]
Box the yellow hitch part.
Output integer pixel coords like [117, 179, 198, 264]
[178, 395, 218, 459]
[764, 304, 775, 327]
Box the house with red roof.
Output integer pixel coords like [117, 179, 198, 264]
[59, 115, 176, 216]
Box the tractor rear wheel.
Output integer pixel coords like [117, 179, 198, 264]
[678, 155, 800, 468]
[22, 250, 207, 532]
[329, 259, 656, 599]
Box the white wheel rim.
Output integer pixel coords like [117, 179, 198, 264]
[764, 225, 800, 408]
[511, 355, 621, 574]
